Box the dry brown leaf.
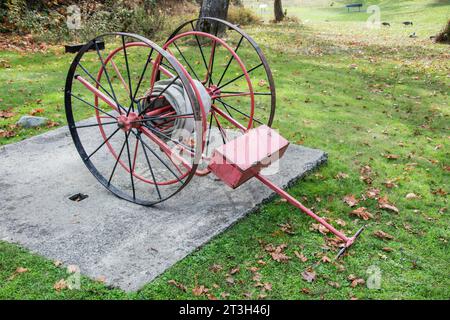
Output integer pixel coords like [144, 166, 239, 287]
[54, 279, 68, 291]
[207, 293, 218, 300]
[192, 285, 208, 296]
[95, 275, 106, 283]
[311, 223, 330, 235]
[209, 264, 223, 273]
[248, 266, 259, 273]
[335, 172, 349, 179]
[378, 196, 399, 213]
[53, 260, 63, 267]
[294, 250, 308, 262]
[30, 108, 44, 116]
[383, 180, 398, 188]
[0, 129, 15, 138]
[225, 276, 235, 285]
[301, 288, 311, 294]
[301, 268, 316, 283]
[350, 278, 365, 288]
[382, 247, 393, 252]
[384, 154, 399, 160]
[263, 282, 272, 291]
[350, 207, 373, 220]
[230, 267, 240, 275]
[366, 188, 380, 199]
[220, 292, 230, 299]
[0, 109, 16, 118]
[373, 230, 394, 240]
[278, 222, 295, 235]
[328, 281, 341, 288]
[265, 243, 290, 263]
[168, 279, 187, 292]
[321, 255, 332, 263]
[335, 218, 347, 227]
[343, 194, 359, 207]
[405, 193, 419, 200]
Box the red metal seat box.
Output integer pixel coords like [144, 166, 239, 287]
[208, 125, 290, 189]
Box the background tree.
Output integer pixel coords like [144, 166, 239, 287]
[197, 0, 230, 35]
[274, 0, 284, 22]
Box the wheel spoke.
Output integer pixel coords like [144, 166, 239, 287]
[121, 36, 134, 115]
[190, 21, 211, 83]
[110, 59, 129, 95]
[139, 133, 162, 200]
[78, 63, 119, 107]
[207, 39, 217, 86]
[216, 35, 244, 87]
[216, 98, 263, 125]
[108, 131, 129, 185]
[132, 130, 184, 185]
[216, 63, 263, 91]
[142, 123, 194, 152]
[173, 41, 201, 82]
[85, 127, 121, 160]
[133, 48, 154, 103]
[95, 41, 122, 113]
[72, 120, 117, 129]
[70, 93, 117, 120]
[124, 131, 136, 200]
[205, 112, 214, 156]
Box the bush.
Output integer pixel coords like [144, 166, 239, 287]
[2, 0, 167, 43]
[435, 19, 450, 44]
[227, 5, 260, 26]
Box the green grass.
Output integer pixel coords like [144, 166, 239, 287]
[0, 0, 449, 299]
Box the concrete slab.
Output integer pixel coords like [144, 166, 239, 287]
[0, 125, 327, 291]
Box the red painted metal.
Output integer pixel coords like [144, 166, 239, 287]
[208, 125, 289, 188]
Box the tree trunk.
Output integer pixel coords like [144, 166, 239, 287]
[274, 0, 285, 22]
[197, 0, 230, 35]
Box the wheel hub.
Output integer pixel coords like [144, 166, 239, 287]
[117, 112, 141, 132]
[206, 85, 220, 99]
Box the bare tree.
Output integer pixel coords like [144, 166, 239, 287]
[197, 0, 230, 35]
[274, 0, 285, 22]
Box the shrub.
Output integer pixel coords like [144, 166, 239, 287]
[227, 5, 260, 26]
[435, 19, 450, 44]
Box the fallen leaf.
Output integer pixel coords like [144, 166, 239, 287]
[383, 180, 398, 188]
[16, 267, 28, 273]
[294, 251, 308, 262]
[328, 281, 341, 288]
[335, 172, 349, 179]
[378, 196, 399, 213]
[321, 255, 332, 263]
[95, 275, 106, 283]
[301, 268, 316, 283]
[248, 266, 259, 273]
[0, 109, 16, 118]
[405, 193, 419, 199]
[343, 194, 358, 207]
[53, 260, 63, 267]
[220, 292, 230, 299]
[258, 79, 267, 87]
[192, 285, 208, 296]
[225, 276, 235, 285]
[301, 288, 311, 294]
[54, 279, 68, 291]
[258, 293, 267, 299]
[30, 108, 44, 115]
[67, 265, 79, 273]
[230, 267, 240, 275]
[278, 222, 295, 235]
[366, 188, 380, 199]
[168, 279, 187, 292]
[265, 244, 290, 263]
[47, 120, 59, 128]
[335, 218, 346, 227]
[311, 223, 330, 235]
[384, 154, 399, 160]
[350, 207, 373, 220]
[0, 129, 15, 138]
[382, 247, 393, 252]
[209, 264, 223, 273]
[373, 230, 394, 240]
[350, 278, 365, 288]
[432, 188, 447, 196]
[207, 293, 217, 300]
[263, 282, 272, 291]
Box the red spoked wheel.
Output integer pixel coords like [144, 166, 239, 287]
[65, 33, 206, 205]
[163, 17, 276, 173]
